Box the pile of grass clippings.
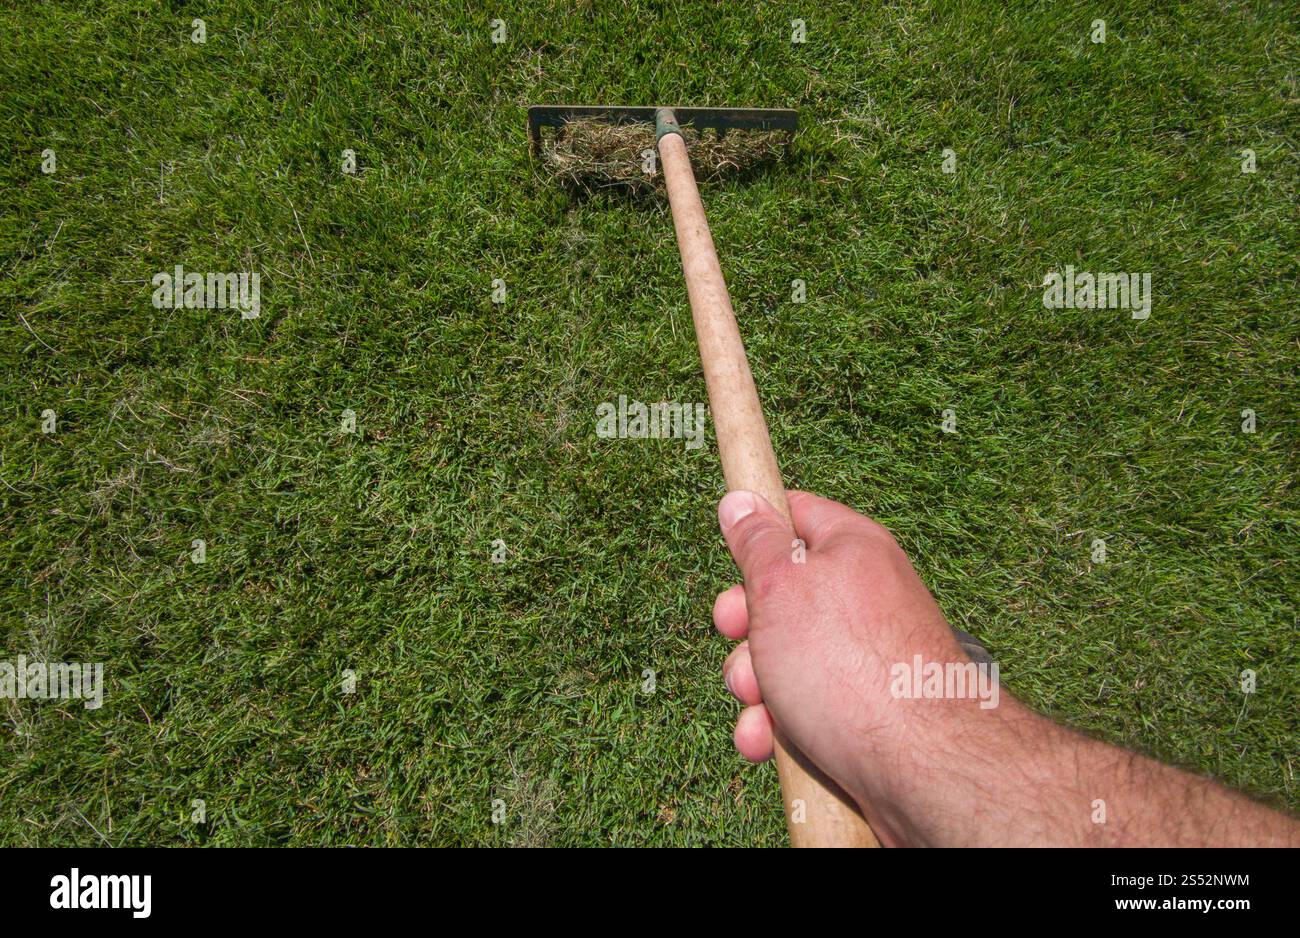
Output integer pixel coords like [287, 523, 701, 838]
[539, 119, 788, 194]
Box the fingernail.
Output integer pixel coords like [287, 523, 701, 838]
[723, 665, 736, 697]
[718, 491, 758, 532]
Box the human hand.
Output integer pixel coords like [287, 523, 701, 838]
[713, 489, 996, 844]
[713, 490, 1300, 848]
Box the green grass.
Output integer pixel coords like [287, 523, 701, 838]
[1, 0, 1295, 846]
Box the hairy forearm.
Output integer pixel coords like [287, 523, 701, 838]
[1036, 719, 1300, 847]
[860, 697, 1300, 848]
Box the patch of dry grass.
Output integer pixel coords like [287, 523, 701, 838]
[539, 119, 789, 194]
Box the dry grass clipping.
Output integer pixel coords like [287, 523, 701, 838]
[540, 119, 788, 195]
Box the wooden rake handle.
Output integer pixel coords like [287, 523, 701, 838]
[657, 128, 880, 848]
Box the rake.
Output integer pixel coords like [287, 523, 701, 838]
[530, 105, 878, 848]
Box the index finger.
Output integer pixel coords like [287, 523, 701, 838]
[786, 489, 872, 549]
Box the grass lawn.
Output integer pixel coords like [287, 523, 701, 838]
[1, 0, 1296, 846]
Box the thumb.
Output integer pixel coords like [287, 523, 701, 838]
[718, 490, 794, 586]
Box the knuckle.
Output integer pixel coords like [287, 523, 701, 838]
[825, 521, 911, 577]
[730, 514, 770, 554]
[857, 514, 899, 545]
[747, 550, 803, 602]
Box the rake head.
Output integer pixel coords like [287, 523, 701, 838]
[528, 105, 797, 193]
[528, 105, 797, 151]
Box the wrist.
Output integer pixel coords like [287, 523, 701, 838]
[848, 692, 1051, 847]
